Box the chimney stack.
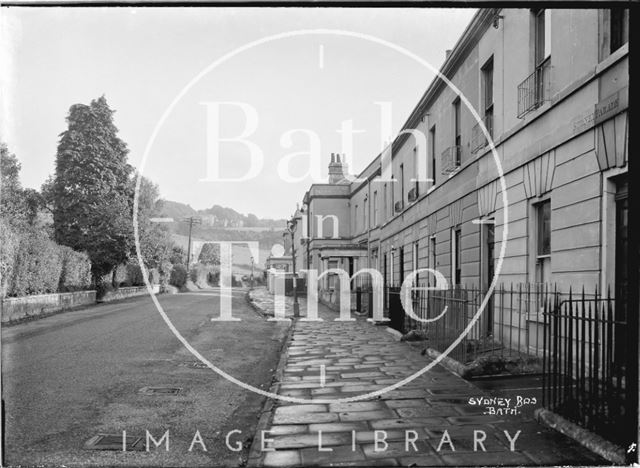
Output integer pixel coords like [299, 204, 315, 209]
[328, 152, 349, 184]
[445, 49, 452, 60]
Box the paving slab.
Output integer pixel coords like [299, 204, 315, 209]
[249, 291, 608, 467]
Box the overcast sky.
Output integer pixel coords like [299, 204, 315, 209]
[1, 7, 476, 219]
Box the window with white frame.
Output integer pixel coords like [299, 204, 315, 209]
[373, 191, 378, 226]
[451, 228, 462, 286]
[535, 200, 551, 284]
[413, 241, 419, 284]
[390, 251, 395, 285]
[482, 57, 494, 138]
[430, 126, 437, 186]
[429, 236, 436, 286]
[363, 197, 367, 232]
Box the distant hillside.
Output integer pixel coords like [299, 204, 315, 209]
[172, 233, 270, 272]
[158, 200, 286, 229]
[158, 200, 288, 256]
[157, 200, 198, 220]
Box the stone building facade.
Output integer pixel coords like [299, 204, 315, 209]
[290, 8, 628, 323]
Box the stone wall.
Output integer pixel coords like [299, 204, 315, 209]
[99, 285, 159, 303]
[1, 290, 97, 323]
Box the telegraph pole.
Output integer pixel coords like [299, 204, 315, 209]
[181, 217, 202, 266]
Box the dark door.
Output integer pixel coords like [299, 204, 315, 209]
[383, 254, 388, 309]
[388, 286, 405, 333]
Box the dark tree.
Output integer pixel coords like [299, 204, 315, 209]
[135, 175, 174, 272]
[52, 96, 133, 285]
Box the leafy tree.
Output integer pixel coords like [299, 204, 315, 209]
[52, 96, 133, 285]
[0, 144, 28, 224]
[245, 213, 259, 227]
[169, 245, 187, 265]
[136, 177, 173, 260]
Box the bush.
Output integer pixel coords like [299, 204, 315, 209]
[158, 261, 172, 292]
[113, 263, 129, 287]
[58, 246, 92, 292]
[147, 268, 159, 285]
[207, 270, 219, 287]
[9, 228, 63, 297]
[126, 262, 145, 286]
[170, 264, 188, 288]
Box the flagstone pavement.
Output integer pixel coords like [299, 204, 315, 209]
[247, 288, 608, 467]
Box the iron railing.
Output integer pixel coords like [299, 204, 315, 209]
[441, 145, 461, 174]
[386, 282, 636, 448]
[542, 287, 634, 447]
[517, 58, 551, 118]
[471, 113, 494, 153]
[394, 283, 552, 364]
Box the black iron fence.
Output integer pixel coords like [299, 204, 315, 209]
[517, 58, 551, 118]
[391, 283, 552, 364]
[384, 282, 636, 448]
[542, 287, 636, 448]
[471, 113, 494, 154]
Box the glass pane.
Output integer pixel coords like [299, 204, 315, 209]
[535, 11, 544, 64]
[537, 201, 551, 255]
[535, 9, 551, 65]
[483, 59, 493, 109]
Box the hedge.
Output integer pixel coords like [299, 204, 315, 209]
[0, 220, 19, 297]
[10, 229, 63, 297]
[170, 264, 188, 288]
[0, 221, 170, 298]
[58, 245, 92, 292]
[126, 262, 144, 286]
[157, 261, 172, 292]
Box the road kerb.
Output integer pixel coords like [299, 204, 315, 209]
[248, 318, 295, 467]
[535, 408, 626, 465]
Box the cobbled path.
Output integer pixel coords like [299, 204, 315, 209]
[248, 290, 607, 467]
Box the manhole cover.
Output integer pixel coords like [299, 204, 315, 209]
[139, 386, 182, 395]
[178, 361, 210, 369]
[84, 434, 145, 451]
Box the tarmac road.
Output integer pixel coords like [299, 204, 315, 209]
[1, 288, 289, 467]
